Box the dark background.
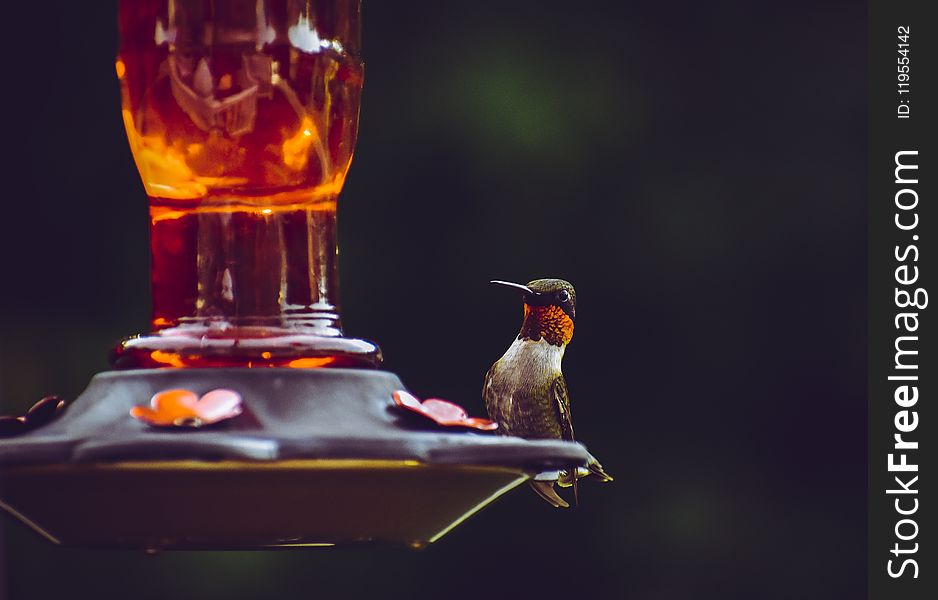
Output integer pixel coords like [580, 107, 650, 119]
[0, 0, 866, 598]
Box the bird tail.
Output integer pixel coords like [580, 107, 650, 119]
[529, 480, 570, 509]
[586, 453, 614, 483]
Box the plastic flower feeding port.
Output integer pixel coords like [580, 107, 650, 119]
[0, 0, 589, 551]
[130, 389, 243, 428]
[392, 391, 499, 431]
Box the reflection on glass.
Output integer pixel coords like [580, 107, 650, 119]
[114, 0, 379, 369]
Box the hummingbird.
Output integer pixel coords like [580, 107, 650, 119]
[483, 278, 612, 508]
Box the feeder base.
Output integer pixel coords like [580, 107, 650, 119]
[0, 368, 589, 549]
[0, 460, 525, 549]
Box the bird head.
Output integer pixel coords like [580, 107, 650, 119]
[490, 278, 576, 346]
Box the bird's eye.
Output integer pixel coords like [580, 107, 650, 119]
[557, 290, 570, 303]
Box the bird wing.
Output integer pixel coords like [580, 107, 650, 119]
[551, 374, 579, 506]
[550, 374, 574, 442]
[482, 362, 500, 425]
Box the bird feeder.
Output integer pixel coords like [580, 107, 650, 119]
[0, 0, 588, 550]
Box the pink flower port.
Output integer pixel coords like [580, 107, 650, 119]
[131, 388, 243, 428]
[392, 390, 498, 431]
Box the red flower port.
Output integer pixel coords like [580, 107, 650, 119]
[392, 390, 498, 431]
[131, 388, 243, 428]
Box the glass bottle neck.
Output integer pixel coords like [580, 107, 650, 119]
[149, 200, 342, 335]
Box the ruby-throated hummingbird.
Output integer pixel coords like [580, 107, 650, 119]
[483, 278, 612, 508]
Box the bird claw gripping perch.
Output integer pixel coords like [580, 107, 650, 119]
[557, 453, 615, 488]
[532, 452, 614, 510]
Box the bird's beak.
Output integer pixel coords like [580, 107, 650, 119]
[490, 280, 534, 295]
